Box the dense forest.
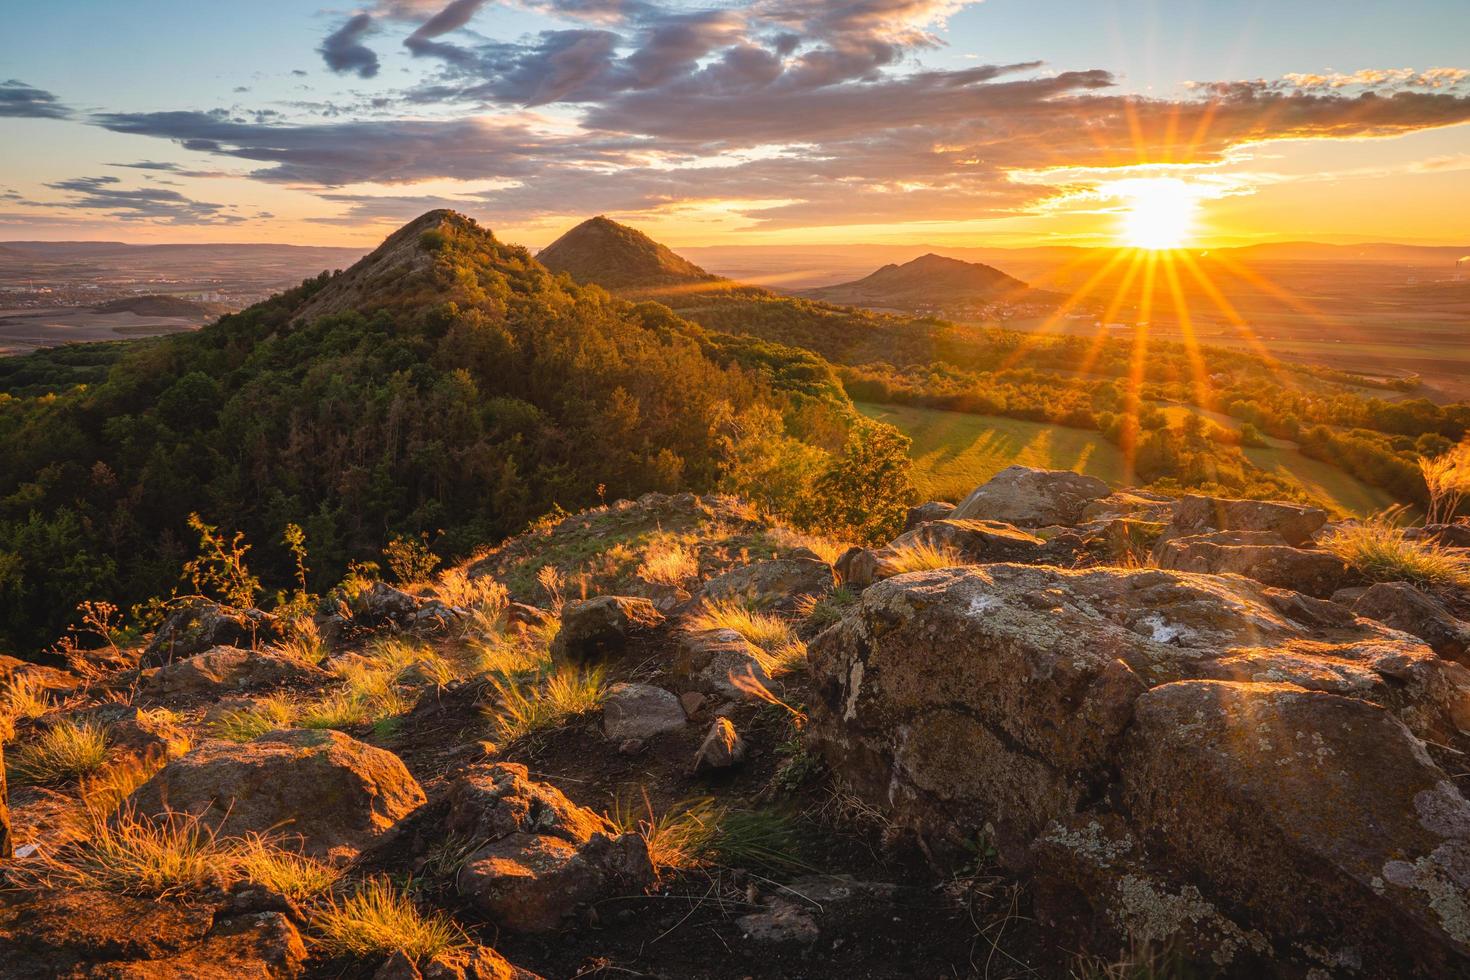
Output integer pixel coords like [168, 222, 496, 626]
[0, 212, 911, 651]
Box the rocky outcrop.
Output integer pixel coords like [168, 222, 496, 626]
[701, 557, 835, 611]
[1, 743, 10, 860]
[1154, 531, 1354, 597]
[375, 945, 542, 980]
[143, 646, 326, 697]
[1168, 493, 1327, 547]
[550, 596, 664, 665]
[808, 563, 1470, 973]
[1352, 581, 1470, 665]
[950, 466, 1109, 527]
[446, 764, 652, 932]
[129, 729, 425, 860]
[142, 601, 277, 668]
[904, 501, 955, 531]
[90, 911, 307, 979]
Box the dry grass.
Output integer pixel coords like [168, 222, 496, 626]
[1420, 439, 1470, 525]
[882, 539, 964, 574]
[313, 878, 468, 963]
[238, 835, 339, 901]
[35, 806, 244, 897]
[436, 566, 508, 612]
[300, 658, 411, 732]
[636, 537, 699, 586]
[766, 526, 852, 565]
[1, 673, 53, 731]
[687, 599, 806, 676]
[609, 792, 722, 873]
[77, 753, 167, 819]
[276, 617, 326, 664]
[9, 718, 110, 785]
[1321, 516, 1470, 592]
[211, 695, 297, 742]
[484, 666, 606, 745]
[798, 586, 858, 631]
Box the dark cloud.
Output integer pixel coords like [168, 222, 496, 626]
[39, 175, 246, 224]
[404, 0, 491, 62]
[319, 14, 381, 79]
[0, 79, 70, 119]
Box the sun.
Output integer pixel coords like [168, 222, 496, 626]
[1114, 177, 1201, 250]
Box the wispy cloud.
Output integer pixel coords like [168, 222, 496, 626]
[0, 79, 70, 119]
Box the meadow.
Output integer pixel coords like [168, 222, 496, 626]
[856, 401, 1398, 515]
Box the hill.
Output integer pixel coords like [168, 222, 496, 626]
[799, 252, 1031, 308]
[91, 294, 228, 318]
[0, 209, 898, 649]
[537, 215, 719, 291]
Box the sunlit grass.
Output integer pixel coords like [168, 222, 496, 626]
[211, 695, 297, 742]
[1322, 517, 1470, 592]
[436, 565, 508, 612]
[238, 835, 339, 901]
[636, 537, 699, 585]
[883, 539, 963, 574]
[8, 718, 110, 785]
[313, 878, 468, 963]
[765, 526, 852, 566]
[36, 806, 244, 897]
[606, 792, 809, 876]
[276, 617, 326, 664]
[483, 666, 606, 745]
[77, 753, 168, 819]
[1, 673, 53, 732]
[797, 586, 857, 631]
[686, 599, 806, 675]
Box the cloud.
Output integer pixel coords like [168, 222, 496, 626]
[0, 79, 70, 119]
[404, 0, 491, 61]
[37, 175, 246, 224]
[319, 14, 381, 78]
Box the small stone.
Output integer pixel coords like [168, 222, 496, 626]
[680, 691, 706, 718]
[602, 682, 687, 741]
[618, 738, 646, 756]
[692, 717, 747, 772]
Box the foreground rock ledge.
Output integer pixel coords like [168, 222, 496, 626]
[807, 563, 1470, 975]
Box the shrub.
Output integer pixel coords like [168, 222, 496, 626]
[9, 718, 110, 785]
[436, 566, 508, 612]
[1321, 517, 1470, 592]
[313, 878, 467, 963]
[384, 533, 441, 585]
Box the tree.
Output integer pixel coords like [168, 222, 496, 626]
[809, 418, 915, 543]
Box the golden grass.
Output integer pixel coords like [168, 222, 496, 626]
[238, 835, 339, 901]
[608, 792, 722, 873]
[37, 806, 244, 897]
[1321, 517, 1470, 592]
[1419, 439, 1470, 526]
[797, 586, 857, 631]
[636, 538, 699, 586]
[9, 718, 110, 785]
[765, 526, 852, 565]
[77, 752, 167, 819]
[313, 878, 468, 963]
[211, 695, 297, 742]
[484, 666, 606, 745]
[686, 599, 806, 676]
[882, 539, 964, 575]
[276, 617, 326, 664]
[1, 673, 53, 730]
[436, 566, 508, 612]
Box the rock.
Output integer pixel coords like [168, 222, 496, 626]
[950, 466, 1110, 527]
[904, 501, 955, 531]
[844, 519, 1047, 588]
[1169, 494, 1327, 547]
[62, 704, 192, 762]
[601, 683, 686, 741]
[143, 646, 326, 697]
[339, 582, 460, 635]
[701, 557, 835, 611]
[505, 602, 554, 631]
[808, 563, 1470, 973]
[832, 546, 866, 586]
[0, 889, 216, 973]
[1087, 518, 1167, 564]
[549, 596, 664, 665]
[679, 691, 706, 718]
[1153, 534, 1354, 597]
[86, 912, 307, 979]
[0, 656, 82, 694]
[447, 764, 652, 932]
[129, 729, 425, 861]
[1080, 490, 1176, 523]
[142, 600, 277, 668]
[675, 628, 771, 699]
[737, 902, 820, 944]
[1407, 523, 1470, 549]
[1353, 582, 1470, 664]
[691, 717, 746, 772]
[374, 945, 540, 980]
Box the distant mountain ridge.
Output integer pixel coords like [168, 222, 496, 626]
[799, 252, 1031, 308]
[537, 216, 720, 291]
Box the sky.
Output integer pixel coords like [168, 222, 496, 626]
[2, 0, 1468, 249]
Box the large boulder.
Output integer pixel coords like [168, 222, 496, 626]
[1169, 494, 1326, 547]
[550, 596, 664, 665]
[128, 729, 425, 861]
[1154, 533, 1354, 598]
[85, 912, 308, 979]
[1080, 489, 1176, 523]
[142, 601, 277, 668]
[904, 501, 955, 531]
[950, 466, 1110, 527]
[446, 764, 652, 932]
[701, 557, 835, 611]
[1352, 581, 1470, 665]
[808, 563, 1470, 973]
[143, 646, 327, 697]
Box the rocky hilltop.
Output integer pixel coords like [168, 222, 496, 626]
[2, 470, 1470, 977]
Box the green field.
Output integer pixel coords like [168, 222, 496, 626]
[857, 401, 1398, 516]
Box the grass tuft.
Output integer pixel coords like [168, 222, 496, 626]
[883, 539, 964, 575]
[484, 665, 606, 745]
[77, 753, 167, 819]
[636, 537, 699, 586]
[37, 806, 243, 897]
[687, 599, 806, 675]
[9, 718, 110, 785]
[1321, 516, 1470, 592]
[313, 878, 468, 963]
[1, 673, 53, 732]
[211, 695, 297, 742]
[238, 835, 339, 901]
[798, 586, 858, 631]
[607, 793, 808, 876]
